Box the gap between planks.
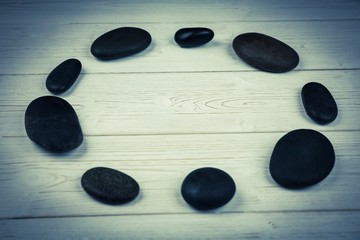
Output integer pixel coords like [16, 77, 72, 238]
[1, 68, 360, 76]
[3, 129, 360, 139]
[3, 208, 360, 221]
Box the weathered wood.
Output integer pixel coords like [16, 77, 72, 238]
[1, 211, 360, 239]
[1, 70, 359, 136]
[0, 131, 359, 219]
[0, 21, 360, 74]
[1, 0, 360, 24]
[0, 1, 360, 239]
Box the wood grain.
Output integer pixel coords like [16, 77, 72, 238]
[1, 21, 360, 75]
[1, 0, 360, 239]
[1, 0, 360, 24]
[1, 212, 360, 239]
[1, 131, 359, 219]
[1, 70, 360, 137]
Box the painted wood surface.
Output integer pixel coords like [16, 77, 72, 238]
[1, 1, 360, 239]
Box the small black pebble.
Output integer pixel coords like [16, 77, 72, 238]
[46, 58, 82, 94]
[25, 96, 83, 152]
[232, 32, 299, 73]
[91, 27, 152, 60]
[174, 27, 214, 48]
[181, 167, 236, 210]
[269, 129, 335, 189]
[301, 82, 338, 124]
[81, 167, 140, 204]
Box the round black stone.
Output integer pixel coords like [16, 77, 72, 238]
[46, 58, 82, 94]
[269, 129, 335, 189]
[301, 82, 338, 125]
[90, 27, 152, 60]
[232, 32, 299, 73]
[181, 167, 236, 210]
[25, 96, 83, 153]
[174, 27, 214, 48]
[81, 167, 140, 204]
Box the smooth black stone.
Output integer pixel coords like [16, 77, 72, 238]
[81, 167, 140, 204]
[232, 32, 299, 73]
[270, 129, 335, 189]
[181, 167, 236, 210]
[25, 96, 83, 152]
[46, 58, 82, 94]
[174, 27, 214, 48]
[301, 82, 338, 124]
[91, 27, 152, 60]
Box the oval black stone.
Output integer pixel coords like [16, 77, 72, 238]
[181, 167, 236, 210]
[81, 167, 140, 204]
[46, 58, 82, 94]
[301, 82, 338, 124]
[25, 96, 83, 152]
[232, 32, 299, 73]
[269, 129, 335, 189]
[174, 27, 214, 48]
[90, 27, 152, 60]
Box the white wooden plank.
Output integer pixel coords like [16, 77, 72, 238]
[1, 21, 360, 75]
[1, 211, 359, 239]
[1, 0, 359, 25]
[0, 131, 359, 218]
[1, 70, 359, 136]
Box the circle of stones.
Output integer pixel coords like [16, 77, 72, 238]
[24, 26, 338, 211]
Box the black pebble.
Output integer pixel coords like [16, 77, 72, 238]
[46, 58, 82, 94]
[81, 167, 140, 204]
[91, 27, 152, 60]
[232, 32, 299, 73]
[174, 27, 214, 48]
[269, 129, 335, 189]
[181, 167, 236, 210]
[301, 82, 338, 124]
[25, 96, 83, 152]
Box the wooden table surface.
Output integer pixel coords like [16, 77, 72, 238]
[1, 1, 360, 239]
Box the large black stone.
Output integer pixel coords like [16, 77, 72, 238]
[81, 167, 140, 204]
[301, 82, 338, 124]
[174, 27, 214, 48]
[25, 96, 83, 152]
[46, 58, 82, 94]
[232, 32, 299, 73]
[91, 27, 152, 60]
[181, 167, 236, 210]
[269, 129, 335, 189]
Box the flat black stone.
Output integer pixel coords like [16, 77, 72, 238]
[269, 129, 335, 189]
[25, 96, 83, 153]
[232, 32, 299, 73]
[81, 167, 140, 204]
[181, 167, 236, 210]
[174, 27, 214, 48]
[91, 27, 152, 60]
[46, 58, 82, 94]
[301, 82, 338, 124]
